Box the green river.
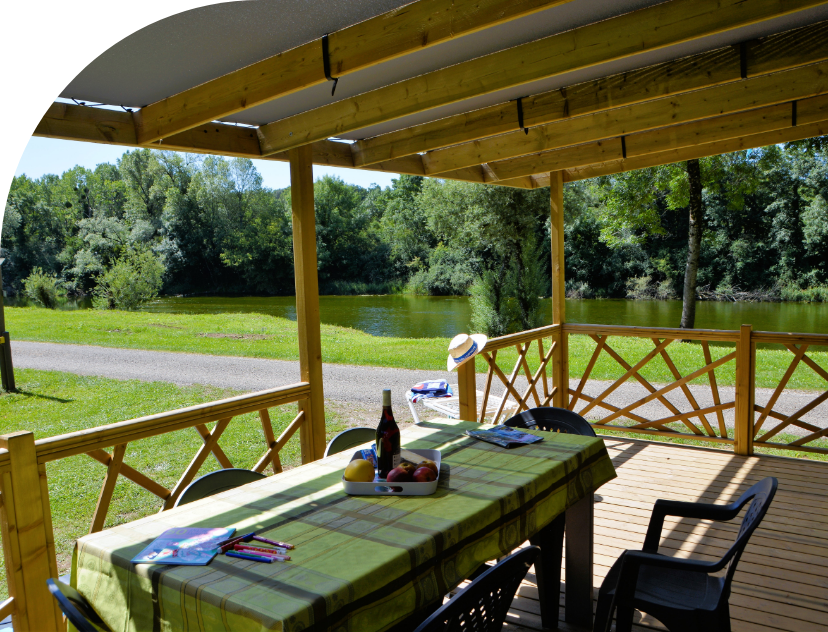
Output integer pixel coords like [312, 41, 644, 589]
[21, 295, 826, 339]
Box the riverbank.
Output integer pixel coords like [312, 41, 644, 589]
[7, 307, 828, 390]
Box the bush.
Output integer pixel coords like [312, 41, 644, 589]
[93, 250, 165, 310]
[779, 283, 828, 303]
[470, 234, 545, 337]
[625, 275, 676, 300]
[22, 267, 64, 308]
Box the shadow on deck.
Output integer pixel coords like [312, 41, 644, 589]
[505, 436, 828, 632]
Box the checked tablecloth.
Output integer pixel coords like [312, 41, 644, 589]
[73, 419, 616, 632]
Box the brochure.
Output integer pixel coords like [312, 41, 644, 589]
[466, 425, 544, 449]
[132, 527, 235, 565]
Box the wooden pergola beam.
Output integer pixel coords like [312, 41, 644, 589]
[133, 0, 574, 145]
[427, 59, 828, 175]
[560, 119, 828, 182]
[33, 102, 535, 189]
[355, 20, 828, 167]
[488, 95, 828, 181]
[257, 0, 827, 155]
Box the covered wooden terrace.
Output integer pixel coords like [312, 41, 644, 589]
[4, 0, 828, 630]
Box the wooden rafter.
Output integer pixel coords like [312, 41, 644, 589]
[560, 119, 828, 183]
[34, 103, 535, 190]
[430, 61, 828, 177]
[134, 0, 574, 144]
[353, 20, 828, 167]
[257, 0, 826, 155]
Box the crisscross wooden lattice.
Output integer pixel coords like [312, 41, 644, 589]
[477, 334, 558, 424]
[28, 383, 312, 534]
[567, 334, 737, 441]
[752, 342, 828, 452]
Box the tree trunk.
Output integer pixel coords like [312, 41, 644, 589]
[680, 159, 704, 329]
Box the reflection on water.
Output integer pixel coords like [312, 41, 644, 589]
[10, 295, 826, 339]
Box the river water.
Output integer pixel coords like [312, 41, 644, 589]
[20, 295, 826, 338]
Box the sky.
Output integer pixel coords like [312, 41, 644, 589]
[15, 137, 399, 191]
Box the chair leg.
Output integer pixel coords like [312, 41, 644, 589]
[593, 592, 614, 632]
[614, 605, 635, 632]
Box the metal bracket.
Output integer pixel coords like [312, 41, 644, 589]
[322, 34, 339, 96]
[516, 97, 529, 135]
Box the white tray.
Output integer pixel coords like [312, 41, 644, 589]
[341, 449, 441, 496]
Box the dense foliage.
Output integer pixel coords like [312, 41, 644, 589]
[3, 139, 827, 317]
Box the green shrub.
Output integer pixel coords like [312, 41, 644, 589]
[93, 249, 165, 310]
[778, 283, 828, 303]
[22, 267, 64, 308]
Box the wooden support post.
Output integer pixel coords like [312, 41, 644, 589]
[0, 432, 61, 632]
[290, 145, 326, 462]
[734, 324, 755, 456]
[549, 171, 568, 409]
[457, 361, 477, 422]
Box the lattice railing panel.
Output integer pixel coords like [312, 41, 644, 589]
[752, 342, 828, 454]
[567, 334, 737, 442]
[33, 383, 311, 534]
[477, 332, 558, 424]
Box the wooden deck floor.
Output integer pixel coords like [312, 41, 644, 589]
[503, 436, 828, 632]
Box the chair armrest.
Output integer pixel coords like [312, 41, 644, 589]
[623, 550, 718, 573]
[642, 498, 744, 552]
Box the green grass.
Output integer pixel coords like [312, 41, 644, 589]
[8, 306, 828, 390]
[0, 369, 350, 600]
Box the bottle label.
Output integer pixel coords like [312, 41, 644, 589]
[392, 452, 401, 468]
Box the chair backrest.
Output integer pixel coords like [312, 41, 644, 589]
[47, 578, 109, 632]
[413, 546, 539, 632]
[324, 427, 376, 457]
[174, 468, 266, 507]
[504, 407, 596, 437]
[723, 476, 778, 591]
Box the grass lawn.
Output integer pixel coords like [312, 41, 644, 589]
[0, 369, 351, 600]
[8, 307, 828, 390]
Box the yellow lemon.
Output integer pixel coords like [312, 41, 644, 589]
[344, 459, 375, 482]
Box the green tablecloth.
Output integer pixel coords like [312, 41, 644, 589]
[73, 419, 616, 632]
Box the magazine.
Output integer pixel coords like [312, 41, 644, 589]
[466, 425, 544, 449]
[132, 527, 235, 565]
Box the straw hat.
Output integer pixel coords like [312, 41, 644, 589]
[447, 333, 488, 371]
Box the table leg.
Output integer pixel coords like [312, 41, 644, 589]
[565, 492, 594, 628]
[529, 513, 564, 630]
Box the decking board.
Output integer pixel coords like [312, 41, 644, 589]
[502, 436, 828, 632]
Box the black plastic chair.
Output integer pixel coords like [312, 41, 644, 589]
[412, 546, 539, 632]
[504, 407, 596, 437]
[47, 578, 111, 632]
[324, 427, 376, 457]
[173, 468, 266, 507]
[594, 476, 778, 632]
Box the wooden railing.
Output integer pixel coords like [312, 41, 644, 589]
[458, 323, 828, 457]
[0, 381, 311, 632]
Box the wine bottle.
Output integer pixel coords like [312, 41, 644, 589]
[376, 389, 400, 478]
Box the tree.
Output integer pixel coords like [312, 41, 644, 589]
[595, 153, 760, 328]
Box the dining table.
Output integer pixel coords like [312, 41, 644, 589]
[72, 419, 616, 632]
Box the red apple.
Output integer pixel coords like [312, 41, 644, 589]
[413, 466, 437, 483]
[417, 460, 438, 475]
[387, 466, 414, 483]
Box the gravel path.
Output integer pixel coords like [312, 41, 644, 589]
[13, 341, 827, 435]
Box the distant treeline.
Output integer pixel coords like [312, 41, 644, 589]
[3, 139, 827, 304]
